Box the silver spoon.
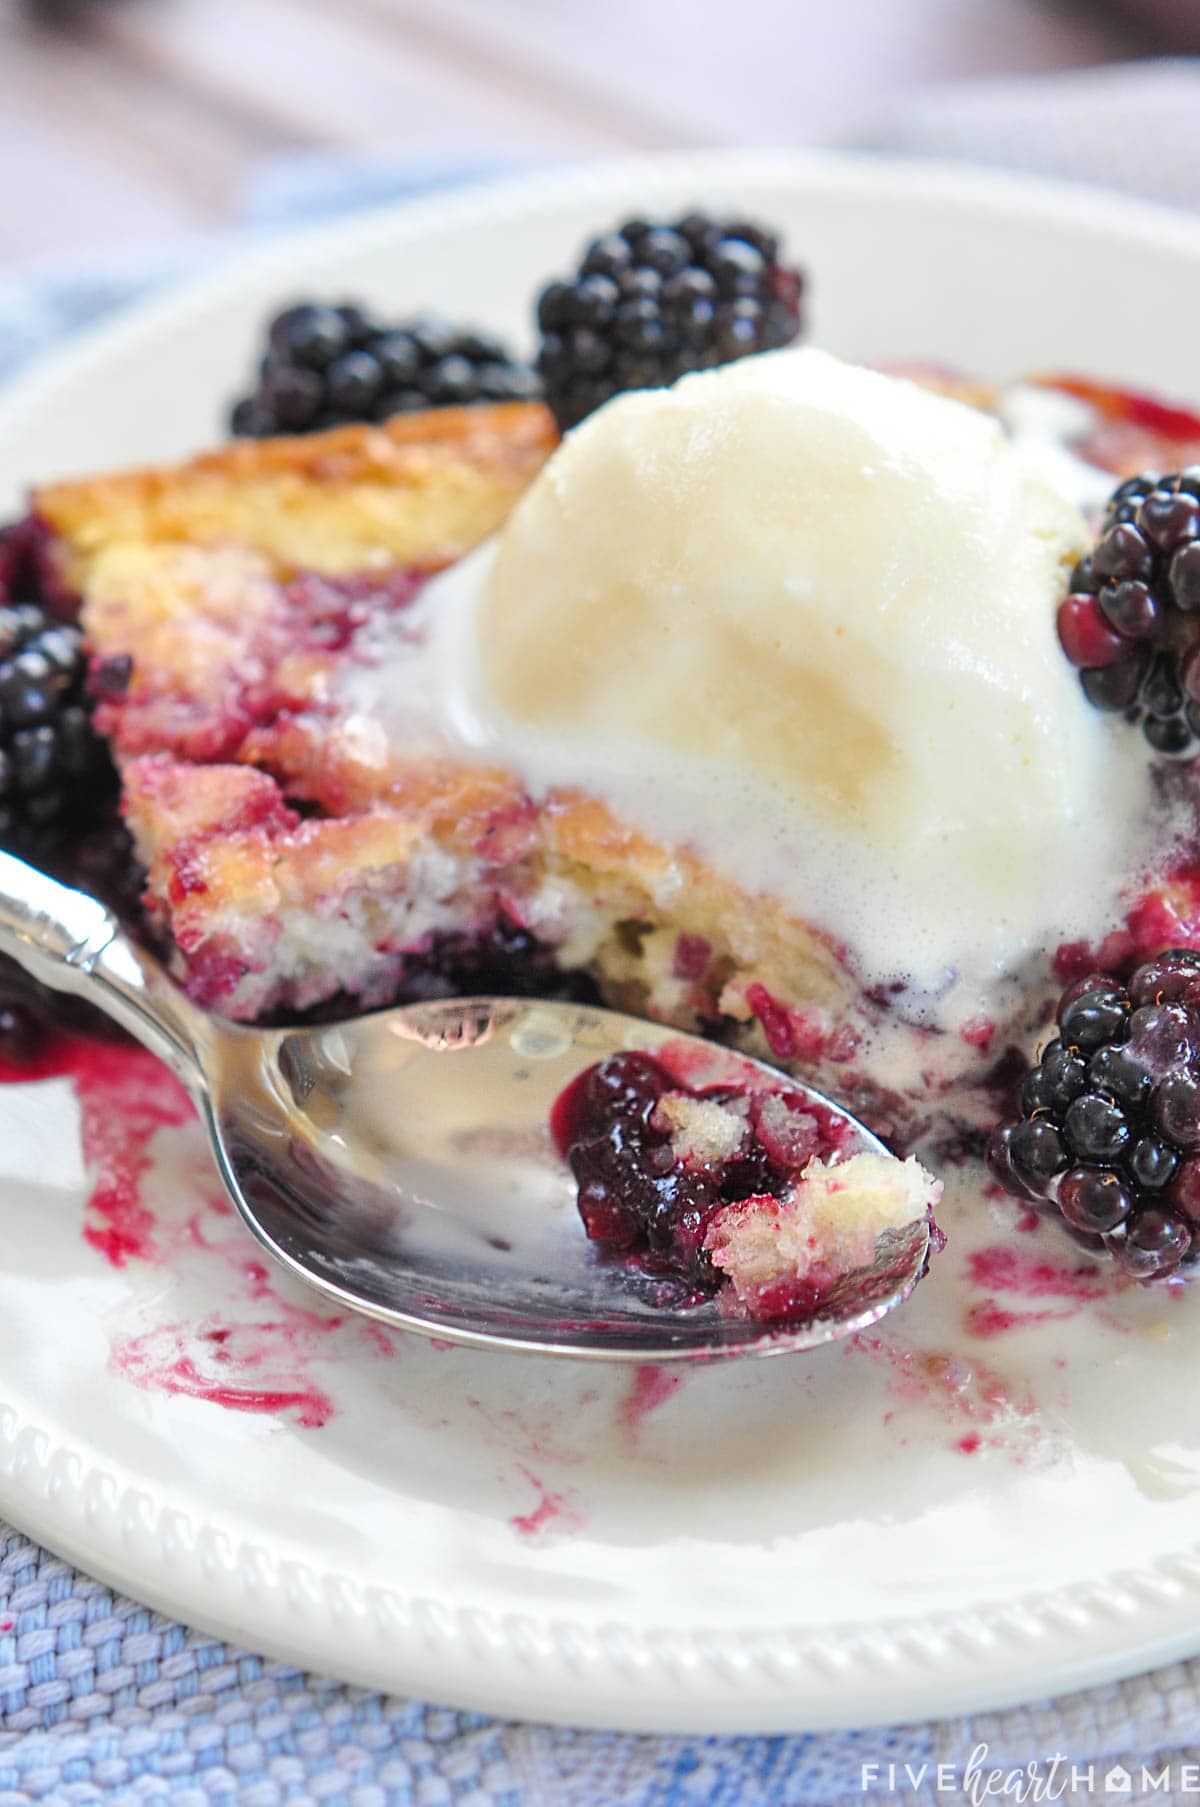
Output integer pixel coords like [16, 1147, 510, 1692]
[0, 848, 931, 1362]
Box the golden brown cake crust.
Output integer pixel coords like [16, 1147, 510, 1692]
[34, 405, 557, 769]
[36, 402, 558, 587]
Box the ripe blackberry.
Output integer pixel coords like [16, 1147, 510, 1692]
[0, 602, 115, 849]
[0, 524, 138, 1068]
[987, 951, 1200, 1279]
[229, 304, 541, 437]
[1057, 465, 1200, 756]
[534, 211, 806, 430]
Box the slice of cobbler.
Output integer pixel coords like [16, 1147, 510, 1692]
[13, 343, 1200, 1305]
[31, 392, 890, 1120]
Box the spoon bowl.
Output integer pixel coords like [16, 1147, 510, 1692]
[0, 850, 930, 1361]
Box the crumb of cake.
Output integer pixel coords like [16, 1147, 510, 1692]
[703, 1151, 941, 1317]
[752, 1092, 822, 1166]
[652, 1090, 750, 1165]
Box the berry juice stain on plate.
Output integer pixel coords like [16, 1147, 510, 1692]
[959, 1245, 1111, 1340]
[618, 1366, 685, 1445]
[508, 1465, 586, 1541]
[0, 1031, 396, 1431]
[0, 1013, 1189, 1486]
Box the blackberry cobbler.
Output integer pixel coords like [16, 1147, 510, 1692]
[8, 203, 1200, 1311]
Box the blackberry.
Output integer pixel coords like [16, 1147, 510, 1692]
[550, 1050, 806, 1290]
[0, 525, 140, 1068]
[0, 602, 115, 849]
[534, 211, 806, 430]
[229, 304, 540, 437]
[987, 951, 1200, 1279]
[1056, 465, 1200, 756]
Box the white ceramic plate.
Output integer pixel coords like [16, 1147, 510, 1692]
[3, 151, 1200, 1735]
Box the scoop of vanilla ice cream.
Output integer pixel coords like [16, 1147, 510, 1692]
[435, 348, 1151, 1014]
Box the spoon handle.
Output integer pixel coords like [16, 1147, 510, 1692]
[0, 847, 206, 1089]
